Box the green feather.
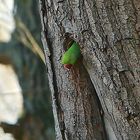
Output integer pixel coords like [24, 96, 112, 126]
[61, 42, 81, 65]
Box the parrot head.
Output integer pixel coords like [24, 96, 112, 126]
[61, 41, 81, 70]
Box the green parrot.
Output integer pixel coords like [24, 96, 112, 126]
[61, 41, 81, 69]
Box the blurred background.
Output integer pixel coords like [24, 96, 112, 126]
[0, 0, 55, 140]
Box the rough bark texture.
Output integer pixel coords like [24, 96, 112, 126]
[39, 0, 140, 140]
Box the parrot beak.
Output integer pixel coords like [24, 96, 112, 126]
[64, 64, 73, 70]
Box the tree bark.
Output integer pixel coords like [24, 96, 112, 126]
[39, 0, 140, 140]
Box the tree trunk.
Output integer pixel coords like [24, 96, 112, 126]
[39, 0, 140, 140]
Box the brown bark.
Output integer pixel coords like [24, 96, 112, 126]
[39, 0, 140, 140]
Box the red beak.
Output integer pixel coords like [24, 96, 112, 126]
[64, 64, 73, 70]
